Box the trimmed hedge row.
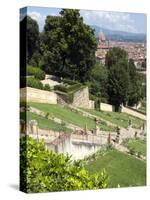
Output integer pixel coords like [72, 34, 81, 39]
[54, 83, 82, 93]
[63, 79, 79, 85]
[27, 77, 51, 91]
[27, 66, 45, 80]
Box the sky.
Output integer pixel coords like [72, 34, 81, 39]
[20, 6, 147, 34]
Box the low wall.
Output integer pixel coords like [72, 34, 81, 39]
[121, 106, 146, 120]
[100, 103, 115, 112]
[20, 87, 57, 104]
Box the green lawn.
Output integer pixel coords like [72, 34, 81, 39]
[82, 108, 145, 129]
[20, 111, 72, 133]
[28, 102, 116, 132]
[123, 138, 146, 156]
[85, 149, 146, 188]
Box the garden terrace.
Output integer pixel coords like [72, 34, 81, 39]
[81, 108, 145, 129]
[20, 111, 71, 133]
[28, 102, 116, 132]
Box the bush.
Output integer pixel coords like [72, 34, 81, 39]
[54, 85, 67, 93]
[20, 136, 108, 193]
[54, 83, 82, 93]
[27, 66, 45, 80]
[27, 77, 43, 90]
[43, 84, 51, 91]
[63, 79, 79, 85]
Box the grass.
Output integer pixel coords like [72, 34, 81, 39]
[85, 149, 146, 188]
[82, 108, 145, 129]
[28, 102, 116, 132]
[20, 111, 72, 133]
[122, 138, 146, 156]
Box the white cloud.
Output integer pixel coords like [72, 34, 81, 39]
[80, 10, 137, 33]
[28, 11, 46, 31]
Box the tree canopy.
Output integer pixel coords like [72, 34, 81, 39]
[33, 9, 97, 82]
[106, 48, 143, 108]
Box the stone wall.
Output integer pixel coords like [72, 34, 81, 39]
[100, 102, 115, 112]
[20, 87, 57, 104]
[121, 106, 146, 120]
[72, 86, 90, 108]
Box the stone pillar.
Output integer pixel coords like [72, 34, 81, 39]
[29, 120, 38, 138]
[115, 127, 120, 144]
[134, 131, 138, 139]
[107, 133, 112, 144]
[128, 119, 132, 129]
[95, 118, 100, 135]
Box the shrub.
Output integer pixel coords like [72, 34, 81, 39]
[20, 136, 108, 193]
[27, 66, 45, 80]
[43, 84, 51, 91]
[63, 79, 79, 85]
[27, 77, 43, 90]
[54, 85, 67, 93]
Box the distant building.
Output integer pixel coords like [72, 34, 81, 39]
[96, 32, 110, 63]
[98, 32, 106, 43]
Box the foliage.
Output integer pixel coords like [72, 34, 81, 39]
[105, 47, 128, 69]
[107, 61, 129, 108]
[54, 83, 82, 93]
[26, 16, 39, 63]
[63, 79, 79, 85]
[20, 136, 108, 193]
[88, 62, 108, 103]
[27, 66, 45, 80]
[127, 59, 143, 106]
[105, 47, 144, 108]
[27, 77, 43, 90]
[39, 9, 97, 82]
[43, 84, 51, 91]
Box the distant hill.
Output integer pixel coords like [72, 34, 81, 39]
[91, 25, 146, 43]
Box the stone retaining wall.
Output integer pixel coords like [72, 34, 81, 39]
[20, 87, 57, 104]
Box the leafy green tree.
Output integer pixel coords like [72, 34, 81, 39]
[105, 47, 128, 70]
[107, 60, 129, 109]
[128, 59, 143, 106]
[20, 136, 108, 193]
[41, 9, 97, 82]
[26, 16, 39, 63]
[60, 9, 97, 81]
[88, 62, 108, 103]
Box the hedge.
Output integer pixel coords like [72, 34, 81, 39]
[54, 83, 82, 93]
[27, 66, 45, 80]
[27, 77, 43, 90]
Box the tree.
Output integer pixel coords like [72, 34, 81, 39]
[20, 136, 108, 193]
[107, 61, 129, 110]
[128, 59, 143, 106]
[40, 16, 67, 75]
[41, 9, 97, 82]
[26, 16, 39, 63]
[60, 9, 97, 81]
[88, 62, 108, 103]
[106, 48, 129, 109]
[105, 47, 128, 70]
